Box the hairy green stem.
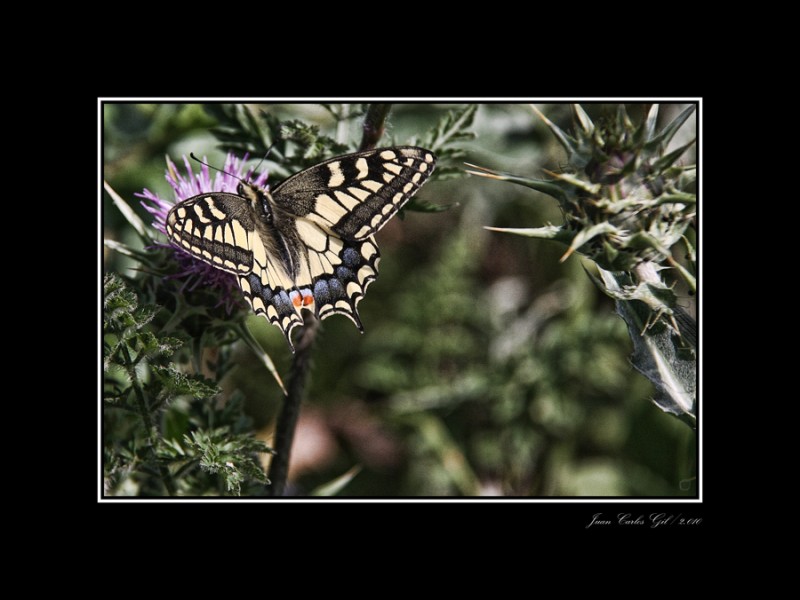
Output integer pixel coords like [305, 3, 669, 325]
[121, 345, 176, 496]
[335, 104, 351, 144]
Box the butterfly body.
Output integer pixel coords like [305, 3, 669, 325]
[165, 146, 436, 350]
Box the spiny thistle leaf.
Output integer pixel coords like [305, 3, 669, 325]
[595, 268, 696, 427]
[564, 223, 621, 263]
[476, 103, 697, 427]
[644, 104, 696, 153]
[643, 104, 660, 142]
[483, 224, 568, 241]
[530, 104, 581, 165]
[652, 139, 697, 173]
[572, 103, 595, 135]
[464, 163, 568, 203]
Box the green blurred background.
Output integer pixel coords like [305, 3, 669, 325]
[103, 103, 697, 497]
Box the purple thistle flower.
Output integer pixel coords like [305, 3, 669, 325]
[136, 153, 270, 314]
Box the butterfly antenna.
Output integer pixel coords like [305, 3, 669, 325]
[189, 153, 248, 185]
[251, 142, 278, 180]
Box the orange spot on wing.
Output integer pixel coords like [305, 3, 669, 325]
[303, 295, 314, 306]
[291, 293, 303, 307]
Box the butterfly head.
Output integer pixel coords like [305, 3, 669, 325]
[237, 181, 274, 222]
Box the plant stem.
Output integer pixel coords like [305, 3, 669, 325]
[121, 346, 176, 496]
[266, 104, 392, 496]
[360, 104, 392, 150]
[266, 314, 319, 496]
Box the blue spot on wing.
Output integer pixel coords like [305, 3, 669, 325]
[305, 238, 382, 331]
[336, 266, 354, 280]
[342, 247, 360, 267]
[328, 278, 345, 296]
[241, 236, 383, 343]
[313, 280, 331, 303]
[275, 290, 293, 311]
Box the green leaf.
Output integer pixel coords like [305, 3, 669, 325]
[103, 274, 138, 324]
[104, 239, 150, 262]
[151, 365, 220, 398]
[278, 119, 349, 160]
[133, 304, 159, 329]
[652, 191, 696, 206]
[645, 104, 696, 153]
[104, 182, 151, 243]
[596, 268, 696, 427]
[643, 104, 660, 143]
[464, 163, 568, 203]
[483, 225, 567, 241]
[233, 321, 287, 395]
[404, 197, 454, 214]
[207, 104, 367, 181]
[571, 103, 595, 135]
[530, 104, 581, 165]
[625, 231, 697, 292]
[546, 170, 601, 195]
[395, 413, 480, 496]
[565, 222, 620, 260]
[652, 139, 697, 173]
[185, 428, 270, 496]
[422, 103, 477, 154]
[311, 465, 363, 496]
[206, 104, 271, 156]
[321, 103, 368, 122]
[674, 165, 697, 189]
[414, 104, 477, 181]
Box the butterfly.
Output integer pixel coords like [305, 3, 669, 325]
[165, 146, 437, 350]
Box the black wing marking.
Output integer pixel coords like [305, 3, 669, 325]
[270, 146, 437, 240]
[239, 234, 381, 351]
[165, 193, 255, 275]
[164, 146, 436, 352]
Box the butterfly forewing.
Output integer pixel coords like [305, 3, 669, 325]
[165, 193, 256, 275]
[270, 146, 436, 240]
[165, 146, 436, 350]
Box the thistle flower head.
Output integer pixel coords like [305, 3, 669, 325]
[136, 153, 269, 313]
[534, 103, 696, 271]
[468, 104, 697, 426]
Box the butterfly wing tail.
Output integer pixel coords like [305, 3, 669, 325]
[239, 273, 304, 352]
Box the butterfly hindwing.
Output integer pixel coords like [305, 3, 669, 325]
[165, 146, 436, 350]
[240, 235, 380, 338]
[306, 235, 380, 325]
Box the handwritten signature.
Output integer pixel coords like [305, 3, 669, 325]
[586, 513, 702, 529]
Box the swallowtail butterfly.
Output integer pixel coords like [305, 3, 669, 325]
[166, 146, 437, 350]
